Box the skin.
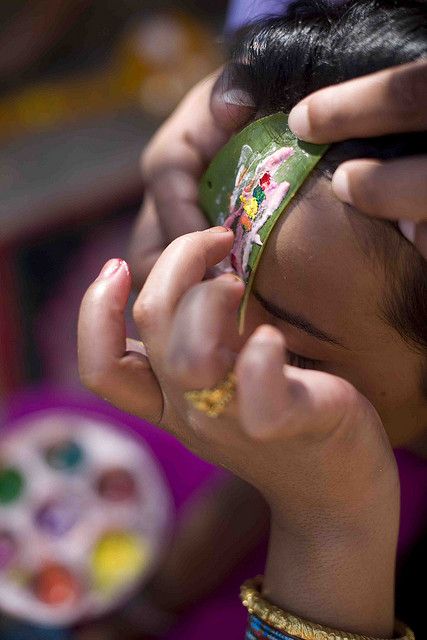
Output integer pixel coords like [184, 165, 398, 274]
[253, 177, 427, 447]
[80, 59, 427, 636]
[288, 60, 427, 256]
[78, 171, 426, 634]
[129, 69, 255, 286]
[129, 60, 427, 290]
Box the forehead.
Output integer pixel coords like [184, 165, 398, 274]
[254, 176, 390, 350]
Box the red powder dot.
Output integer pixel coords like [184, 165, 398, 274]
[33, 564, 79, 606]
[260, 172, 271, 187]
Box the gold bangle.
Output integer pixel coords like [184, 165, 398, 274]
[240, 577, 415, 640]
[184, 372, 236, 418]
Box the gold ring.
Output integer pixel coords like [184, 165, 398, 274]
[184, 372, 236, 418]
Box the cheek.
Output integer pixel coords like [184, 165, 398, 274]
[345, 359, 406, 407]
[359, 373, 407, 416]
[337, 352, 422, 428]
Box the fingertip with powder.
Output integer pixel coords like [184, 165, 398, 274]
[96, 258, 129, 281]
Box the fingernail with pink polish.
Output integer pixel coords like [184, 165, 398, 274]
[96, 258, 127, 280]
[207, 226, 232, 233]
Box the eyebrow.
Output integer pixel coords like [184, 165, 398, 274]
[253, 289, 345, 348]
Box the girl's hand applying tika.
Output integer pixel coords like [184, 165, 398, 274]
[78, 229, 399, 638]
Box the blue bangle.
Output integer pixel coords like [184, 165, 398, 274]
[241, 577, 415, 640]
[245, 614, 295, 640]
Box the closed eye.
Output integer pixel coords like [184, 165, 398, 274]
[287, 349, 321, 370]
[253, 289, 345, 348]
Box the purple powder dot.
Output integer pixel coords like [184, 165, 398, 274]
[35, 497, 80, 537]
[0, 532, 16, 570]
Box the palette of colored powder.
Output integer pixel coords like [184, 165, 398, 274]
[0, 411, 172, 626]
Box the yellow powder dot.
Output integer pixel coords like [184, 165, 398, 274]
[242, 196, 258, 219]
[92, 532, 148, 593]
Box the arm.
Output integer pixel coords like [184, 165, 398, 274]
[264, 503, 397, 637]
[79, 232, 400, 638]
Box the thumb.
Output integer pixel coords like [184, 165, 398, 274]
[236, 325, 374, 440]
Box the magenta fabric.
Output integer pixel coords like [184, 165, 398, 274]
[4, 388, 427, 640]
[395, 448, 427, 561]
[168, 448, 427, 640]
[3, 387, 254, 640]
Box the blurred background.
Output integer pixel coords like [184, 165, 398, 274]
[0, 0, 226, 397]
[0, 2, 262, 639]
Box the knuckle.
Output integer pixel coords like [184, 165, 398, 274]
[165, 348, 193, 384]
[171, 235, 206, 272]
[139, 136, 161, 183]
[347, 162, 385, 214]
[333, 375, 358, 406]
[167, 342, 221, 388]
[388, 62, 427, 121]
[132, 295, 159, 332]
[171, 234, 196, 253]
[327, 378, 362, 434]
[188, 277, 232, 311]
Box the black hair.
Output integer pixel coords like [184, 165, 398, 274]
[229, 0, 427, 113]
[225, 0, 427, 360]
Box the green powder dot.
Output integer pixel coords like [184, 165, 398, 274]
[0, 468, 25, 504]
[253, 185, 266, 205]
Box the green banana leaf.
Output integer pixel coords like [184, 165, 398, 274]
[199, 113, 328, 331]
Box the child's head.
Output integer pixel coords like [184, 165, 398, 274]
[226, 0, 427, 445]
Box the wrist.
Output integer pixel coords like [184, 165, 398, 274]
[263, 514, 398, 638]
[241, 578, 414, 640]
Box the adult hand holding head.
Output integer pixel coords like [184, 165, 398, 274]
[129, 68, 255, 287]
[288, 59, 427, 257]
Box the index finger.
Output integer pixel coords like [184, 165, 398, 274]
[133, 228, 234, 352]
[288, 60, 427, 143]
